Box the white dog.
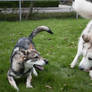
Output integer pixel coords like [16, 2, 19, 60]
[72, 0, 92, 19]
[70, 0, 92, 79]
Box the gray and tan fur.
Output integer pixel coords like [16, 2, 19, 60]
[8, 26, 53, 91]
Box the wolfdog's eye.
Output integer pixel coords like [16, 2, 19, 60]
[34, 55, 39, 58]
[88, 57, 92, 60]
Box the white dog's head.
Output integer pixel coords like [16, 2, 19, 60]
[79, 34, 92, 71]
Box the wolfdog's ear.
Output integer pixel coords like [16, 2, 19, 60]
[29, 44, 34, 50]
[82, 34, 89, 42]
[19, 48, 28, 55]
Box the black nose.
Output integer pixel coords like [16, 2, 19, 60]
[44, 59, 48, 65]
[79, 66, 84, 70]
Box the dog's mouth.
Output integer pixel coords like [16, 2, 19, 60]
[34, 65, 44, 71]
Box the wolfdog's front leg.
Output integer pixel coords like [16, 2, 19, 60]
[7, 75, 19, 91]
[26, 72, 33, 88]
[33, 67, 38, 76]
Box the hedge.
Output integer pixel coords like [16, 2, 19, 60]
[0, 1, 59, 8]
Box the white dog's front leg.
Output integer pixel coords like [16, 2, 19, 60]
[7, 75, 19, 91]
[26, 72, 33, 88]
[71, 52, 81, 68]
[89, 70, 92, 80]
[71, 38, 83, 68]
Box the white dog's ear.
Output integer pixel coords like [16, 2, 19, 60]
[82, 34, 89, 42]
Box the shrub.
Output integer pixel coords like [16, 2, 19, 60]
[0, 1, 59, 8]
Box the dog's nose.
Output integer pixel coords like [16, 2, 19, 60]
[44, 59, 48, 64]
[79, 66, 84, 70]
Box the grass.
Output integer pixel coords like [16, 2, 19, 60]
[0, 18, 92, 92]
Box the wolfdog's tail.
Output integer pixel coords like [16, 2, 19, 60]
[29, 26, 53, 40]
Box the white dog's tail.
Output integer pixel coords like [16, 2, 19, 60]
[72, 0, 92, 19]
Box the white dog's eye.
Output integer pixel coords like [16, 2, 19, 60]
[88, 57, 92, 60]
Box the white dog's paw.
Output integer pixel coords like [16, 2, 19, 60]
[16, 87, 19, 92]
[70, 63, 75, 68]
[26, 85, 33, 88]
[89, 71, 92, 80]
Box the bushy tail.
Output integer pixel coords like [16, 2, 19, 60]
[29, 26, 53, 40]
[72, 0, 92, 19]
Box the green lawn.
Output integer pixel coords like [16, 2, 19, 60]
[0, 18, 92, 92]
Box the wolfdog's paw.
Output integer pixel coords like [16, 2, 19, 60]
[26, 85, 33, 88]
